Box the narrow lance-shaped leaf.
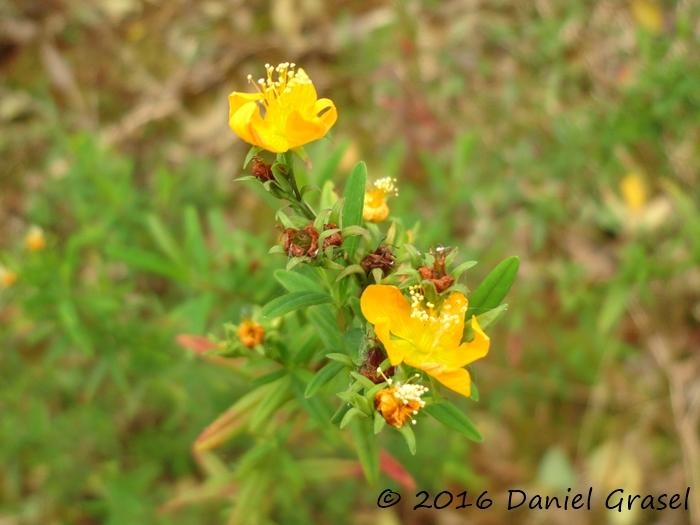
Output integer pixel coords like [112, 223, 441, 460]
[424, 402, 483, 442]
[304, 361, 344, 398]
[184, 206, 208, 274]
[194, 381, 278, 454]
[467, 256, 519, 317]
[341, 161, 367, 258]
[261, 291, 332, 318]
[350, 417, 379, 485]
[273, 268, 324, 293]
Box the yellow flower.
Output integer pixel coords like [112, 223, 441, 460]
[0, 265, 17, 288]
[237, 319, 265, 348]
[360, 284, 489, 398]
[620, 173, 648, 215]
[363, 177, 398, 223]
[228, 62, 337, 153]
[631, 0, 664, 35]
[25, 226, 46, 252]
[375, 382, 428, 428]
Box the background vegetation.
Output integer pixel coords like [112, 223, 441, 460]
[1, 1, 698, 524]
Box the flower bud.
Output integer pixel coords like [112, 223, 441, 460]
[237, 319, 265, 348]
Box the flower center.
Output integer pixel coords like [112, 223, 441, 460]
[247, 62, 311, 122]
[408, 285, 465, 353]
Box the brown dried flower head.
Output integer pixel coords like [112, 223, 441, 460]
[282, 224, 319, 258]
[322, 223, 343, 249]
[360, 245, 395, 276]
[251, 156, 274, 182]
[418, 245, 454, 293]
[359, 346, 395, 384]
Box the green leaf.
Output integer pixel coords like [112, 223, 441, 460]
[424, 403, 483, 442]
[335, 264, 367, 282]
[170, 294, 214, 333]
[373, 411, 386, 434]
[307, 305, 343, 350]
[105, 245, 184, 281]
[249, 377, 292, 432]
[261, 291, 332, 318]
[398, 424, 417, 455]
[250, 368, 288, 389]
[331, 403, 352, 426]
[339, 407, 366, 429]
[341, 161, 367, 258]
[467, 256, 519, 316]
[317, 142, 349, 186]
[325, 352, 355, 366]
[146, 214, 184, 265]
[470, 382, 480, 402]
[243, 146, 262, 168]
[184, 206, 208, 274]
[304, 361, 344, 398]
[597, 286, 630, 334]
[273, 268, 324, 293]
[194, 381, 277, 453]
[452, 260, 478, 280]
[350, 417, 379, 484]
[476, 303, 509, 330]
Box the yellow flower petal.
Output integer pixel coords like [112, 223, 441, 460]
[437, 316, 490, 369]
[421, 365, 473, 397]
[360, 284, 420, 342]
[229, 100, 266, 149]
[228, 91, 263, 116]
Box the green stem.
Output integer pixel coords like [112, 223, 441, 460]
[282, 151, 316, 221]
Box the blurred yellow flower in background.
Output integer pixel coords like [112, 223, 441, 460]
[228, 62, 337, 153]
[360, 284, 489, 397]
[25, 226, 46, 252]
[631, 0, 664, 35]
[620, 173, 648, 214]
[0, 265, 17, 289]
[363, 177, 398, 222]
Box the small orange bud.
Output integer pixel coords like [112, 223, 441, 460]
[237, 319, 265, 348]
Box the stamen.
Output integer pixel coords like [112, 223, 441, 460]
[376, 366, 393, 385]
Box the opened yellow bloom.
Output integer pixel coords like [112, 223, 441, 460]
[228, 62, 337, 153]
[363, 177, 398, 222]
[360, 284, 489, 398]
